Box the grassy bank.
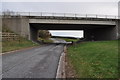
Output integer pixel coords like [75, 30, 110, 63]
[67, 40, 118, 78]
[38, 38, 53, 43]
[59, 38, 79, 42]
[2, 27, 39, 53]
[2, 39, 39, 53]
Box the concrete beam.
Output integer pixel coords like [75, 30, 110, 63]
[29, 19, 116, 25]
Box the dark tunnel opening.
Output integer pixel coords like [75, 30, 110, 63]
[29, 23, 117, 42]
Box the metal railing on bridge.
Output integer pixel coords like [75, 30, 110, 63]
[1, 12, 119, 19]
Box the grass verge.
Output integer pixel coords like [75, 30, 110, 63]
[38, 38, 53, 43]
[2, 39, 39, 53]
[59, 38, 79, 42]
[67, 40, 118, 78]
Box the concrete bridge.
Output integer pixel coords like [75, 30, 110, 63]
[2, 12, 120, 41]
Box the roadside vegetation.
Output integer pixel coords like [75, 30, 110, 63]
[2, 39, 38, 53]
[38, 30, 53, 43]
[59, 38, 79, 42]
[67, 40, 118, 78]
[38, 38, 53, 43]
[2, 27, 39, 53]
[2, 29, 53, 53]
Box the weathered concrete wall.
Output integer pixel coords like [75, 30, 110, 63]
[115, 21, 118, 40]
[30, 26, 38, 41]
[117, 20, 120, 39]
[84, 29, 93, 41]
[115, 20, 119, 39]
[2, 17, 30, 39]
[94, 27, 117, 40]
[2, 18, 22, 34]
[84, 25, 117, 41]
[118, 2, 120, 39]
[21, 18, 30, 39]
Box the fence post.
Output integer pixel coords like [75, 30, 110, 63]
[52, 13, 54, 17]
[106, 15, 107, 19]
[29, 12, 30, 16]
[64, 13, 65, 17]
[75, 14, 77, 17]
[96, 15, 97, 18]
[41, 12, 42, 16]
[115, 16, 116, 19]
[86, 14, 87, 18]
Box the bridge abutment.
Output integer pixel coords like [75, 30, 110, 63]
[2, 17, 30, 39]
[30, 26, 38, 42]
[84, 25, 117, 41]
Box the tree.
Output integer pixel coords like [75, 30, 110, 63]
[38, 30, 51, 39]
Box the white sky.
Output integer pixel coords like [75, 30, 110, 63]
[2, 2, 118, 15]
[50, 30, 83, 38]
[1, 0, 120, 2]
[1, 0, 120, 38]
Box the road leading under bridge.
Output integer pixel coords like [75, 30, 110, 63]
[2, 44, 64, 78]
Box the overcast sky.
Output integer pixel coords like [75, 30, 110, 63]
[1, 0, 119, 38]
[2, 2, 118, 15]
[1, 0, 120, 2]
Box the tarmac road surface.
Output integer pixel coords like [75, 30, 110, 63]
[2, 44, 64, 78]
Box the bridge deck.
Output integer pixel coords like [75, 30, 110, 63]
[29, 16, 117, 20]
[6, 16, 118, 21]
[2, 12, 119, 20]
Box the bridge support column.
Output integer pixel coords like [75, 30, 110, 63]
[117, 20, 120, 39]
[30, 27, 38, 42]
[84, 29, 94, 41]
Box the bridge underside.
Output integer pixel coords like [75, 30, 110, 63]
[29, 23, 117, 41]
